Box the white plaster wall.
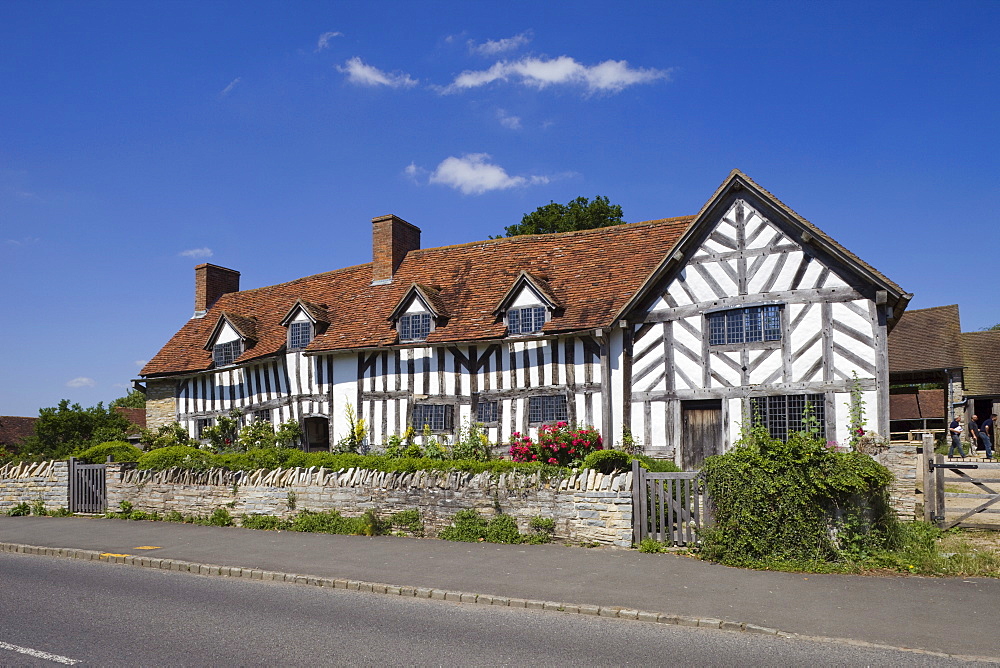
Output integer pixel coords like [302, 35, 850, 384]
[666, 278, 693, 306]
[673, 318, 702, 390]
[771, 250, 804, 292]
[215, 321, 241, 344]
[727, 397, 744, 449]
[679, 268, 718, 303]
[746, 220, 781, 250]
[403, 297, 427, 314]
[511, 286, 544, 307]
[609, 328, 625, 445]
[330, 355, 357, 441]
[748, 348, 783, 385]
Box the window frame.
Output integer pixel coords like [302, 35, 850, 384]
[749, 393, 826, 441]
[212, 339, 243, 366]
[411, 403, 454, 432]
[507, 305, 547, 336]
[708, 305, 782, 346]
[195, 418, 214, 439]
[527, 395, 569, 426]
[475, 399, 499, 425]
[288, 320, 313, 350]
[399, 312, 433, 342]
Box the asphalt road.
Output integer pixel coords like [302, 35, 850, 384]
[0, 552, 977, 667]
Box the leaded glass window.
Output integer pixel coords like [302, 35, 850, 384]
[289, 321, 312, 350]
[476, 400, 498, 424]
[412, 404, 453, 431]
[399, 313, 432, 341]
[508, 306, 546, 335]
[708, 305, 782, 345]
[527, 395, 569, 424]
[749, 394, 825, 441]
[212, 340, 243, 366]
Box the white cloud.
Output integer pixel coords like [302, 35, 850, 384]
[179, 247, 213, 259]
[468, 31, 532, 56]
[66, 377, 95, 388]
[337, 57, 417, 88]
[219, 77, 242, 97]
[403, 162, 426, 183]
[496, 109, 522, 130]
[134, 360, 148, 368]
[4, 236, 40, 246]
[428, 153, 548, 195]
[444, 56, 670, 95]
[315, 31, 343, 52]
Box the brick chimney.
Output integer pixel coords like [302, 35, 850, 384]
[194, 263, 240, 317]
[371, 215, 420, 285]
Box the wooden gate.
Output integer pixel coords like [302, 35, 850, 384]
[631, 459, 711, 546]
[924, 450, 1000, 530]
[68, 457, 106, 514]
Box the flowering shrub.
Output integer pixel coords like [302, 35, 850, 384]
[508, 422, 602, 466]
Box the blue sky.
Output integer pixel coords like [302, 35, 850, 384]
[1, 1, 997, 417]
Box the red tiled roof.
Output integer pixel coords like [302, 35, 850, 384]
[960, 330, 1000, 397]
[142, 217, 695, 376]
[114, 407, 147, 430]
[889, 389, 945, 421]
[888, 305, 964, 374]
[0, 416, 37, 448]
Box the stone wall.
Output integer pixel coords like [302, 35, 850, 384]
[0, 460, 68, 512]
[145, 380, 177, 431]
[105, 464, 635, 547]
[872, 443, 919, 519]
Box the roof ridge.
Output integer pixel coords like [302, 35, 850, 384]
[406, 216, 696, 258]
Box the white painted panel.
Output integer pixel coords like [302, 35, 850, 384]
[647, 295, 671, 312]
[701, 238, 730, 255]
[748, 348, 783, 385]
[798, 259, 823, 289]
[791, 339, 823, 381]
[833, 391, 851, 447]
[790, 303, 822, 348]
[771, 250, 803, 292]
[727, 398, 743, 451]
[650, 406, 666, 449]
[666, 279, 693, 306]
[691, 246, 710, 259]
[215, 321, 241, 344]
[330, 354, 356, 442]
[746, 221, 781, 250]
[609, 328, 625, 440]
[747, 253, 779, 294]
[707, 260, 738, 295]
[679, 268, 718, 302]
[511, 286, 544, 307]
[291, 310, 310, 323]
[743, 211, 764, 244]
[710, 352, 740, 387]
[821, 270, 849, 289]
[403, 296, 428, 314]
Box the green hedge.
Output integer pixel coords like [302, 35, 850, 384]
[136, 446, 216, 471]
[73, 441, 142, 464]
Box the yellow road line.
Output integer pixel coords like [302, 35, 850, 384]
[134, 546, 162, 550]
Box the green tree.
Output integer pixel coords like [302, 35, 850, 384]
[22, 400, 131, 459]
[110, 390, 146, 409]
[496, 195, 625, 237]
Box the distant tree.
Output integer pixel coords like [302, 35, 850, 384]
[110, 390, 146, 409]
[21, 400, 131, 459]
[984, 323, 1000, 331]
[496, 195, 625, 237]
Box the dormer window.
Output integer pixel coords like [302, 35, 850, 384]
[213, 340, 243, 366]
[289, 321, 313, 350]
[400, 313, 431, 341]
[508, 306, 546, 335]
[280, 299, 329, 352]
[494, 271, 560, 338]
[390, 284, 447, 344]
[205, 312, 255, 368]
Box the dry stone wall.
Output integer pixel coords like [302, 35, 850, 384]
[872, 443, 919, 519]
[0, 460, 68, 512]
[105, 464, 635, 547]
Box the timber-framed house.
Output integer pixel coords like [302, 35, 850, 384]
[140, 171, 910, 467]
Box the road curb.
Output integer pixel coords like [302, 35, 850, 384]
[2, 541, 995, 663]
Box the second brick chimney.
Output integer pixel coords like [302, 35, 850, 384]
[372, 215, 420, 285]
[194, 263, 240, 318]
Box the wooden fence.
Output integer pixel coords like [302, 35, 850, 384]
[631, 459, 711, 546]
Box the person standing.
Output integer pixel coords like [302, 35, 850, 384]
[948, 414, 965, 458]
[970, 414, 984, 457]
[982, 413, 996, 460]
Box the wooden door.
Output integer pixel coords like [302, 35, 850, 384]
[681, 400, 723, 470]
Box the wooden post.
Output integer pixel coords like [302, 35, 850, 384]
[921, 434, 934, 524]
[631, 458, 643, 545]
[67, 457, 76, 514]
[934, 453, 946, 527]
